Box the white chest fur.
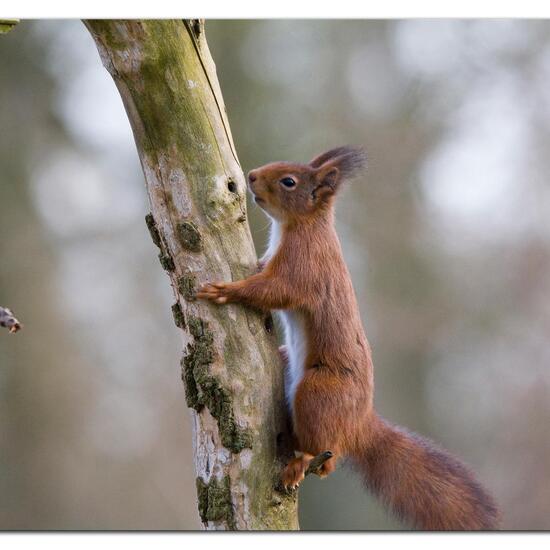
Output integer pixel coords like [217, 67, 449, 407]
[262, 218, 306, 412]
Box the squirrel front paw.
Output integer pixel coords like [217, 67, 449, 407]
[196, 282, 231, 304]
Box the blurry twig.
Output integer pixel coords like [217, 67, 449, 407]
[0, 306, 22, 333]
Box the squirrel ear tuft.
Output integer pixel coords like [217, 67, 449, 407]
[309, 146, 367, 180]
[310, 146, 355, 168]
[311, 146, 366, 201]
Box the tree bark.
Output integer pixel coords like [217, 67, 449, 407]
[83, 20, 298, 530]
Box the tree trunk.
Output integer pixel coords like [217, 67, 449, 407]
[84, 19, 298, 530]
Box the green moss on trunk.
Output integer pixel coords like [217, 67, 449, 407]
[183, 316, 252, 453]
[178, 275, 197, 301]
[181, 353, 202, 411]
[171, 302, 186, 329]
[196, 475, 235, 529]
[158, 252, 175, 271]
[177, 221, 202, 252]
[145, 213, 162, 248]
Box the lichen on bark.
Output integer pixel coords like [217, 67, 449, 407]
[145, 212, 175, 270]
[177, 221, 203, 252]
[171, 302, 186, 329]
[183, 315, 252, 453]
[158, 252, 175, 271]
[145, 212, 162, 248]
[178, 274, 197, 302]
[196, 475, 235, 529]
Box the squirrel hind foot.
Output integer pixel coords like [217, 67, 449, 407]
[281, 453, 314, 490]
[281, 451, 338, 489]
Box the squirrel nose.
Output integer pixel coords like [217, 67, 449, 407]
[248, 171, 257, 184]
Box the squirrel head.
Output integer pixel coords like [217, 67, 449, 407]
[247, 146, 366, 222]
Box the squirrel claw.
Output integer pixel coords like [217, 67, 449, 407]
[281, 455, 310, 490]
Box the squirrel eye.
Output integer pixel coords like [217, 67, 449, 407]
[279, 177, 296, 189]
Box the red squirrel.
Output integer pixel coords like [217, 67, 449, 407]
[197, 146, 499, 530]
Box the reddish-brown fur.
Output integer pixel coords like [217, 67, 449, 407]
[197, 146, 500, 530]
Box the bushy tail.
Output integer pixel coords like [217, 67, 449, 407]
[351, 414, 500, 530]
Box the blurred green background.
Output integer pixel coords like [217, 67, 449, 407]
[1, 20, 550, 530]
